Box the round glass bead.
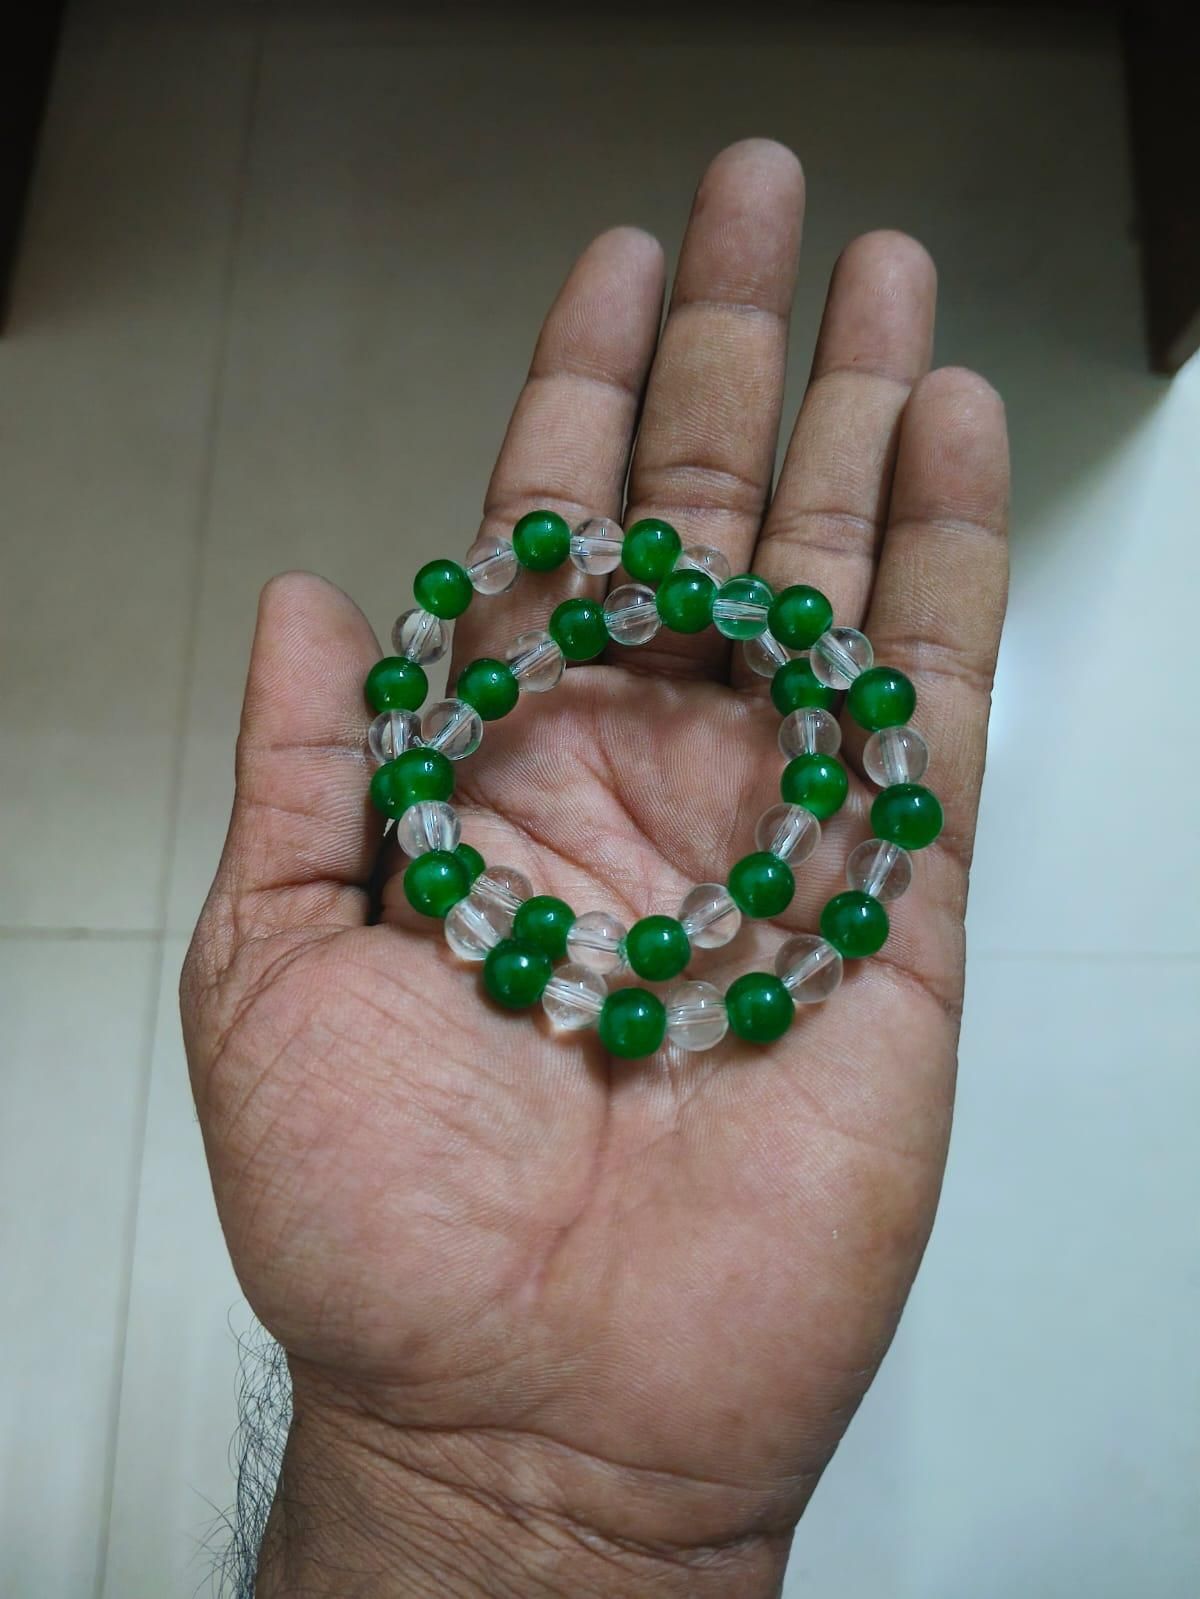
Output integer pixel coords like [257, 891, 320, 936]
[863, 725, 929, 788]
[725, 972, 794, 1044]
[769, 584, 833, 651]
[549, 597, 608, 660]
[456, 657, 519, 721]
[774, 934, 843, 1003]
[472, 865, 531, 922]
[712, 574, 774, 640]
[464, 533, 520, 595]
[871, 783, 944, 850]
[810, 627, 873, 689]
[625, 915, 691, 983]
[754, 803, 821, 867]
[820, 890, 889, 958]
[623, 518, 681, 584]
[665, 980, 728, 1052]
[570, 516, 624, 575]
[778, 707, 841, 759]
[444, 893, 506, 961]
[598, 987, 667, 1059]
[512, 508, 571, 571]
[566, 910, 627, 974]
[847, 666, 917, 732]
[603, 583, 661, 647]
[403, 849, 471, 918]
[505, 629, 565, 692]
[367, 708, 421, 764]
[678, 883, 742, 950]
[655, 569, 716, 634]
[770, 655, 837, 715]
[391, 607, 448, 665]
[742, 630, 789, 678]
[395, 799, 460, 858]
[369, 747, 454, 817]
[454, 842, 485, 884]
[846, 838, 912, 902]
[512, 895, 576, 961]
[780, 753, 849, 819]
[542, 963, 607, 1031]
[413, 558, 473, 619]
[420, 699, 483, 760]
[365, 656, 428, 714]
[483, 938, 553, 1010]
[727, 851, 795, 918]
[674, 543, 731, 585]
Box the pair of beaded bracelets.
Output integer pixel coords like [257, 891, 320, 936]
[364, 510, 943, 1060]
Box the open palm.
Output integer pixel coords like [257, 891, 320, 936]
[183, 141, 1008, 1595]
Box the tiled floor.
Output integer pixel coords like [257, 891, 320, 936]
[2, 5, 1197, 1597]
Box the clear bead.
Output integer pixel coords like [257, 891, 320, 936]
[472, 865, 531, 922]
[566, 910, 627, 974]
[665, 980, 728, 1052]
[395, 799, 460, 858]
[421, 699, 483, 760]
[713, 584, 770, 639]
[464, 534, 520, 595]
[444, 895, 508, 961]
[678, 883, 741, 950]
[542, 963, 607, 1030]
[754, 803, 821, 867]
[603, 583, 661, 647]
[846, 838, 912, 902]
[392, 607, 448, 664]
[778, 707, 842, 759]
[505, 629, 565, 692]
[863, 725, 929, 787]
[810, 627, 873, 689]
[674, 543, 731, 585]
[774, 934, 843, 1003]
[570, 516, 624, 575]
[367, 709, 421, 764]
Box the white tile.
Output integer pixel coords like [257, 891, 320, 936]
[0, 936, 157, 1599]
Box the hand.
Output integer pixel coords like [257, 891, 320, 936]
[183, 139, 1008, 1598]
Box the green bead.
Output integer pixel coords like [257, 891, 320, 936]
[549, 597, 608, 660]
[713, 574, 774, 640]
[623, 518, 681, 584]
[512, 509, 571, 571]
[456, 657, 519, 721]
[598, 987, 667, 1059]
[404, 849, 471, 918]
[413, 558, 473, 620]
[364, 656, 428, 714]
[727, 851, 795, 918]
[512, 895, 576, 961]
[770, 656, 837, 715]
[625, 915, 691, 982]
[820, 890, 889, 958]
[725, 971, 794, 1044]
[369, 747, 454, 817]
[483, 938, 553, 1009]
[780, 753, 849, 819]
[847, 666, 917, 732]
[871, 783, 944, 850]
[455, 842, 485, 884]
[768, 584, 833, 650]
[655, 569, 716, 633]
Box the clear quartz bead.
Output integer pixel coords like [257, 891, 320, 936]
[665, 980, 728, 1052]
[444, 895, 508, 961]
[421, 699, 483, 760]
[862, 725, 929, 787]
[542, 963, 607, 1030]
[569, 517, 624, 575]
[464, 534, 520, 595]
[603, 583, 661, 647]
[713, 587, 770, 639]
[505, 629, 565, 692]
[674, 543, 731, 585]
[566, 910, 627, 974]
[367, 709, 421, 764]
[472, 865, 532, 922]
[395, 799, 460, 858]
[846, 838, 912, 902]
[778, 706, 842, 759]
[742, 630, 790, 678]
[678, 883, 742, 950]
[754, 803, 821, 866]
[810, 627, 873, 689]
[392, 607, 448, 664]
[774, 934, 844, 1003]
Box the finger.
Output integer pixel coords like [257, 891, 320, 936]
[449, 227, 665, 674]
[612, 138, 805, 680]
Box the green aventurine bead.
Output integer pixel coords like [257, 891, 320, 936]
[413, 558, 473, 619]
[364, 656, 428, 714]
[625, 915, 691, 982]
[871, 783, 944, 850]
[847, 666, 917, 732]
[512, 509, 571, 571]
[768, 584, 833, 650]
[456, 657, 519, 720]
[598, 987, 667, 1059]
[780, 753, 848, 819]
[770, 656, 837, 715]
[713, 574, 774, 640]
[483, 938, 553, 1009]
[549, 597, 608, 660]
[725, 971, 795, 1044]
[455, 842, 485, 884]
[655, 568, 716, 633]
[404, 849, 471, 918]
[369, 747, 453, 817]
[623, 518, 681, 584]
[512, 895, 576, 960]
[728, 851, 795, 918]
[820, 890, 889, 958]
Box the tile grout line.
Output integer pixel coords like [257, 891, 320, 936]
[91, 21, 267, 1599]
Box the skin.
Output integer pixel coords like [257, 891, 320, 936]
[182, 140, 1009, 1597]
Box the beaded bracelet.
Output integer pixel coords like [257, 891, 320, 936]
[364, 510, 943, 1060]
